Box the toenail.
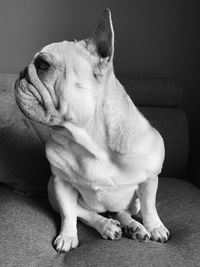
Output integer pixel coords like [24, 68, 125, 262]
[143, 234, 149, 241]
[131, 227, 139, 234]
[135, 233, 140, 240]
[57, 241, 64, 254]
[115, 232, 120, 239]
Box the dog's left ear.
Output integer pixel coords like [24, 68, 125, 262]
[86, 8, 114, 63]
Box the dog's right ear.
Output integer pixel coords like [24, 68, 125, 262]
[86, 8, 114, 63]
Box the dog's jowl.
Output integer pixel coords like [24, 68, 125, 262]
[15, 9, 170, 253]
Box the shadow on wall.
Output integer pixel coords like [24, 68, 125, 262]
[0, 0, 199, 181]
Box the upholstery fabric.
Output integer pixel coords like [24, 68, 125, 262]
[141, 107, 189, 178]
[0, 74, 188, 196]
[119, 75, 183, 108]
[0, 74, 51, 195]
[0, 177, 199, 267]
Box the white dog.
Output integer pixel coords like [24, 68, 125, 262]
[15, 9, 170, 253]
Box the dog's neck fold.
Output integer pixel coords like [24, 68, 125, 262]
[102, 71, 149, 154]
[60, 67, 149, 158]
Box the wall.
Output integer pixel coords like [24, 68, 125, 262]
[0, 0, 199, 181]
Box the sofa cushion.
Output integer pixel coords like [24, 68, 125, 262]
[0, 177, 199, 267]
[0, 74, 52, 196]
[0, 183, 57, 267]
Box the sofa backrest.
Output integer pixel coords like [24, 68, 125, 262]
[0, 74, 189, 196]
[119, 75, 189, 179]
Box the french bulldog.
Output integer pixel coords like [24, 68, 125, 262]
[15, 9, 170, 253]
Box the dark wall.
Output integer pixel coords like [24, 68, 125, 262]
[0, 0, 199, 181]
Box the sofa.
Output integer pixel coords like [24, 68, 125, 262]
[0, 73, 199, 267]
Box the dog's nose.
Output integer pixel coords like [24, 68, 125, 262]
[20, 66, 28, 79]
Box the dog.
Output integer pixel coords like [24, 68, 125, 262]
[15, 9, 170, 253]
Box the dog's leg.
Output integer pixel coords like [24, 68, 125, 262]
[115, 207, 150, 242]
[137, 175, 170, 243]
[48, 175, 79, 253]
[77, 205, 122, 240]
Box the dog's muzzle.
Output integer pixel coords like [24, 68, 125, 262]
[15, 63, 62, 126]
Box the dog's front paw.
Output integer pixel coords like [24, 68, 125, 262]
[99, 218, 122, 240]
[148, 225, 170, 243]
[54, 234, 79, 253]
[125, 220, 150, 242]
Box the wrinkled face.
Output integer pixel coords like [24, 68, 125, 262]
[16, 41, 105, 126]
[15, 9, 114, 126]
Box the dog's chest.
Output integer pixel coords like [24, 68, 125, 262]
[46, 133, 139, 212]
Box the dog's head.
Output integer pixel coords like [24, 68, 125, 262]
[15, 9, 115, 126]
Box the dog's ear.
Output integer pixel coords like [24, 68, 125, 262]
[86, 8, 114, 63]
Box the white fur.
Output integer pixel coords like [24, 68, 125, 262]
[23, 9, 170, 252]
